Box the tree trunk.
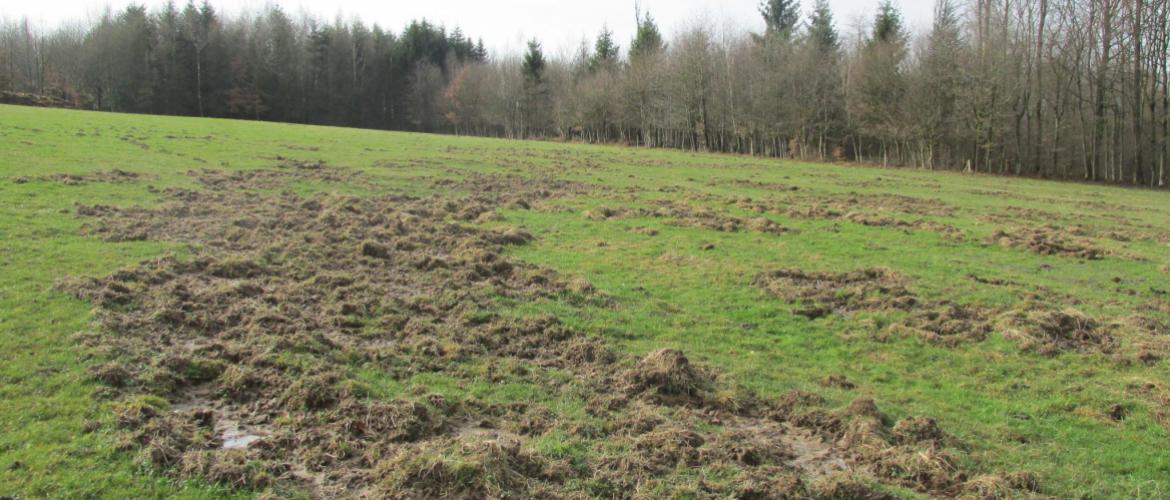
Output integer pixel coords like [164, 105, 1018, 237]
[1034, 0, 1048, 176]
[1131, 0, 1145, 186]
[194, 46, 205, 117]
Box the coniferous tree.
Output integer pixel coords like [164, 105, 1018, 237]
[152, 1, 184, 115]
[590, 27, 619, 71]
[852, 0, 908, 166]
[872, 0, 905, 45]
[627, 9, 666, 147]
[521, 39, 548, 137]
[474, 38, 488, 62]
[916, 0, 963, 168]
[760, 0, 800, 37]
[629, 12, 664, 59]
[180, 1, 216, 116]
[806, 0, 838, 54]
[522, 39, 545, 84]
[802, 0, 845, 158]
[110, 5, 154, 112]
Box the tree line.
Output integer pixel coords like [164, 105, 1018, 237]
[2, 0, 1167, 187]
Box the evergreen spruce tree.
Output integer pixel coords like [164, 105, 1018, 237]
[806, 0, 838, 54]
[590, 26, 620, 71]
[522, 39, 545, 85]
[760, 0, 800, 37]
[629, 11, 665, 59]
[521, 39, 548, 136]
[872, 0, 905, 44]
[474, 38, 488, 62]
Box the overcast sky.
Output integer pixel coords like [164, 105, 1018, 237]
[0, 0, 934, 55]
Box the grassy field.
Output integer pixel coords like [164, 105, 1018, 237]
[2, 103, 1170, 498]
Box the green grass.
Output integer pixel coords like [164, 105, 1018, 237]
[2, 104, 1170, 497]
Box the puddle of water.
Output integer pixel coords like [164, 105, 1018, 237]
[204, 411, 266, 449]
[223, 431, 261, 450]
[170, 401, 270, 450]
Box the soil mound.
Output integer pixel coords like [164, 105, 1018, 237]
[626, 349, 713, 403]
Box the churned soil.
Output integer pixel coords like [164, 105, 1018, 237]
[67, 165, 1037, 497]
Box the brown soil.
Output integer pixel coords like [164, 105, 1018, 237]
[755, 267, 1148, 356]
[704, 178, 801, 192]
[821, 375, 856, 389]
[988, 227, 1104, 260]
[14, 169, 149, 185]
[892, 301, 996, 347]
[1112, 315, 1170, 365]
[1000, 307, 1117, 356]
[584, 201, 796, 236]
[754, 268, 917, 319]
[66, 165, 1034, 497]
[580, 187, 964, 242]
[731, 193, 965, 239]
[784, 193, 955, 218]
[584, 206, 641, 220]
[627, 226, 659, 236]
[438, 170, 604, 213]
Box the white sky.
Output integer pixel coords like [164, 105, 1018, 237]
[0, 0, 935, 56]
